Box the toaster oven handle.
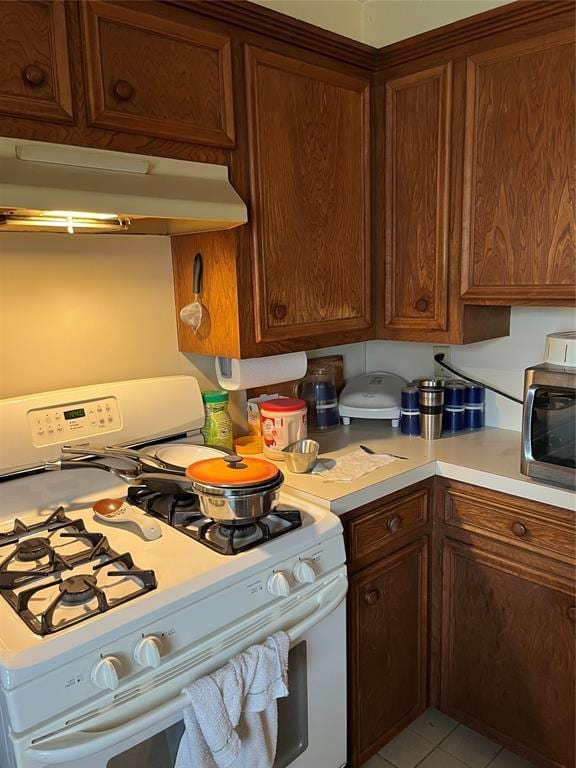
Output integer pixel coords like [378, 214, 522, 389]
[521, 384, 537, 464]
[25, 574, 348, 765]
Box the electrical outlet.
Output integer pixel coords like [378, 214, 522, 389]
[433, 346, 451, 377]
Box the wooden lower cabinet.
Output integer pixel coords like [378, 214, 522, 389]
[440, 536, 575, 768]
[348, 538, 428, 767]
[344, 483, 431, 768]
[345, 479, 575, 768]
[436, 480, 576, 768]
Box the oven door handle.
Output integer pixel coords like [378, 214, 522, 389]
[26, 573, 348, 765]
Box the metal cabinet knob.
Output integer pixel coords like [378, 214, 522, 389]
[364, 589, 380, 606]
[272, 304, 287, 320]
[387, 515, 402, 533]
[415, 298, 429, 312]
[23, 65, 46, 87]
[511, 522, 527, 538]
[113, 79, 134, 101]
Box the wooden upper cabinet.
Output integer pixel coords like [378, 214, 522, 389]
[461, 28, 575, 304]
[0, 1, 74, 123]
[385, 63, 451, 331]
[80, 1, 235, 147]
[245, 46, 371, 344]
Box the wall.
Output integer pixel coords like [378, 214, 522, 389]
[250, 0, 514, 47]
[361, 0, 513, 47]
[250, 0, 364, 41]
[0, 234, 367, 434]
[0, 233, 247, 428]
[366, 308, 576, 431]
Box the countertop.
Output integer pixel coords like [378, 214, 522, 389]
[273, 422, 575, 514]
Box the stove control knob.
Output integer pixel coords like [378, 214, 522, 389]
[293, 559, 317, 584]
[134, 636, 162, 669]
[91, 656, 121, 690]
[267, 571, 291, 598]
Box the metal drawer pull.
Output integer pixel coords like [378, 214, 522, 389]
[387, 515, 402, 533]
[511, 522, 527, 537]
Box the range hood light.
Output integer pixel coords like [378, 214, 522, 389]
[0, 211, 132, 234]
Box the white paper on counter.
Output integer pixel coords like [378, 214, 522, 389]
[312, 448, 397, 482]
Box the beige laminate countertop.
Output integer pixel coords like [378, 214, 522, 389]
[272, 422, 575, 514]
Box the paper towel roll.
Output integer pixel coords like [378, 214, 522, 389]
[215, 352, 308, 391]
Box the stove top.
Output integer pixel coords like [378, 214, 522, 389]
[0, 508, 156, 635]
[127, 486, 303, 555]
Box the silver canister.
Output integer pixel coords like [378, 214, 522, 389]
[418, 379, 445, 440]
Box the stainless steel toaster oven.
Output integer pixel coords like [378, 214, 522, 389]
[521, 363, 576, 490]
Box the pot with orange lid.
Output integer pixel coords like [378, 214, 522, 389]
[185, 454, 284, 524]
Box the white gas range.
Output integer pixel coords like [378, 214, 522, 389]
[0, 376, 347, 768]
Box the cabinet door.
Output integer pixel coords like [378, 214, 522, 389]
[461, 28, 575, 304]
[245, 46, 371, 344]
[80, 1, 235, 147]
[349, 538, 428, 767]
[0, 1, 73, 123]
[384, 63, 451, 331]
[441, 537, 576, 768]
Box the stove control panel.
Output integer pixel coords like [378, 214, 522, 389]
[28, 397, 121, 446]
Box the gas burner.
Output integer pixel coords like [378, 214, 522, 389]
[14, 537, 51, 562]
[127, 486, 303, 555]
[5, 551, 157, 636]
[59, 574, 97, 605]
[127, 486, 200, 526]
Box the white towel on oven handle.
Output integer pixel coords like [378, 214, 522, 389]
[175, 631, 290, 768]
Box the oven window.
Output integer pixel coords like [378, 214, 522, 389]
[274, 641, 309, 767]
[531, 387, 576, 468]
[107, 721, 184, 768]
[107, 643, 308, 768]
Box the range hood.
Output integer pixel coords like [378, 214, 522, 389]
[0, 138, 247, 235]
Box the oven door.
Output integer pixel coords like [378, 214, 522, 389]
[17, 569, 347, 768]
[522, 369, 576, 489]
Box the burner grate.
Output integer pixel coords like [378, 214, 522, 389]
[0, 526, 110, 590]
[0, 507, 75, 548]
[11, 550, 157, 636]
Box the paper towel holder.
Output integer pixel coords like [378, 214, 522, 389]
[216, 357, 233, 379]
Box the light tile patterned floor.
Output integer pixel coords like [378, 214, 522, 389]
[362, 709, 537, 768]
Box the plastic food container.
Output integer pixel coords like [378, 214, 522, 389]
[261, 398, 307, 460]
[201, 390, 233, 450]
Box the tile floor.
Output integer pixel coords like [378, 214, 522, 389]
[362, 708, 536, 768]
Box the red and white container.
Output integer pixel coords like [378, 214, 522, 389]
[261, 398, 307, 460]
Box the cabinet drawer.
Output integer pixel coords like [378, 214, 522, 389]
[347, 487, 429, 562]
[81, 1, 235, 147]
[0, 1, 74, 123]
[443, 486, 576, 562]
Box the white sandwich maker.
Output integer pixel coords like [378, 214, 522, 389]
[338, 372, 407, 426]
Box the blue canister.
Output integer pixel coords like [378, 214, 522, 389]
[464, 384, 485, 429]
[401, 385, 420, 435]
[443, 381, 465, 432]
